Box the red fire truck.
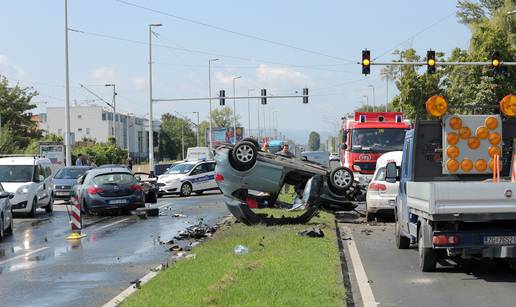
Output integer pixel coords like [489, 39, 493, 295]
[340, 112, 411, 187]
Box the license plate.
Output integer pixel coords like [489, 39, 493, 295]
[483, 236, 516, 246]
[109, 199, 127, 205]
[56, 192, 69, 196]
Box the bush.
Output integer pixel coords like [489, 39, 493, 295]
[72, 142, 127, 166]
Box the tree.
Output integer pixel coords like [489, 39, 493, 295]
[198, 120, 210, 146]
[159, 113, 196, 160]
[0, 76, 41, 149]
[0, 128, 21, 154]
[211, 107, 240, 128]
[72, 142, 127, 165]
[308, 131, 321, 151]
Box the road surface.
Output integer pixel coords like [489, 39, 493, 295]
[0, 192, 228, 307]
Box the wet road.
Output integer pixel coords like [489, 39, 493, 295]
[338, 211, 516, 307]
[0, 192, 228, 307]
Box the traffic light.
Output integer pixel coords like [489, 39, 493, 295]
[303, 88, 308, 104]
[361, 49, 371, 75]
[491, 51, 502, 73]
[261, 89, 267, 105]
[219, 90, 225, 106]
[427, 50, 436, 74]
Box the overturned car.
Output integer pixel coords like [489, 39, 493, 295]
[214, 139, 365, 225]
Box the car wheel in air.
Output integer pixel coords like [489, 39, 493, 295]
[241, 137, 260, 149]
[231, 141, 258, 171]
[180, 183, 192, 197]
[328, 166, 354, 193]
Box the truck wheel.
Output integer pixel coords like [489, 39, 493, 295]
[328, 167, 354, 194]
[395, 220, 410, 249]
[418, 227, 437, 272]
[231, 141, 257, 171]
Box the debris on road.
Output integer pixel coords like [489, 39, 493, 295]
[174, 219, 218, 241]
[173, 213, 187, 218]
[234, 245, 249, 255]
[297, 228, 325, 238]
[361, 229, 374, 236]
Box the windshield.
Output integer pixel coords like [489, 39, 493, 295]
[0, 165, 34, 182]
[94, 173, 134, 185]
[352, 128, 407, 152]
[54, 168, 88, 179]
[166, 163, 195, 174]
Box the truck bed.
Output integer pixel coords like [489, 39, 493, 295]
[407, 181, 516, 220]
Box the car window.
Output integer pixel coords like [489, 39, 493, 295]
[0, 165, 34, 182]
[191, 165, 204, 175]
[35, 165, 46, 181]
[45, 164, 52, 178]
[205, 163, 216, 172]
[94, 173, 134, 185]
[167, 163, 194, 174]
[374, 167, 386, 181]
[55, 168, 88, 179]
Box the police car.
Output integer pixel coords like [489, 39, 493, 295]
[157, 160, 219, 197]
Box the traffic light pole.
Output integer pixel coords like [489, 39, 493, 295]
[152, 94, 308, 102]
[361, 61, 516, 66]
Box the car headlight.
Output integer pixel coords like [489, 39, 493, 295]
[17, 186, 29, 194]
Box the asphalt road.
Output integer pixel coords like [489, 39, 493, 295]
[339, 212, 516, 307]
[0, 192, 228, 307]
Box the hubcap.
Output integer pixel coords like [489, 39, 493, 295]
[235, 145, 254, 163]
[333, 169, 352, 187]
[183, 184, 191, 195]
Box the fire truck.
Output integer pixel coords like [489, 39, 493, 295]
[340, 112, 411, 187]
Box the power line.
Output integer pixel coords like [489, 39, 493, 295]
[114, 0, 355, 63]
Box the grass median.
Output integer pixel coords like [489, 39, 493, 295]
[124, 210, 345, 306]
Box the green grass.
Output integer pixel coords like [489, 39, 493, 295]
[124, 211, 345, 307]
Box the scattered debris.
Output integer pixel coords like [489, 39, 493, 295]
[175, 220, 218, 241]
[361, 229, 374, 236]
[298, 228, 325, 238]
[168, 245, 182, 252]
[130, 279, 142, 289]
[234, 245, 249, 255]
[173, 213, 187, 218]
[159, 239, 174, 245]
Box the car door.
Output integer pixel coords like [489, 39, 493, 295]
[188, 164, 206, 191]
[204, 162, 217, 189]
[397, 136, 413, 233]
[44, 163, 53, 203]
[0, 183, 11, 231]
[34, 164, 46, 206]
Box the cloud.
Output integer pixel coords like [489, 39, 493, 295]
[214, 71, 235, 86]
[256, 64, 311, 88]
[130, 76, 147, 91]
[0, 55, 27, 79]
[90, 66, 117, 82]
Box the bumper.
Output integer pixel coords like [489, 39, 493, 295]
[11, 194, 31, 213]
[366, 195, 395, 213]
[85, 194, 144, 212]
[54, 190, 73, 200]
[158, 183, 180, 194]
[433, 230, 516, 258]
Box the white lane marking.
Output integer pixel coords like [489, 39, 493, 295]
[0, 247, 50, 266]
[341, 225, 378, 307]
[93, 217, 133, 232]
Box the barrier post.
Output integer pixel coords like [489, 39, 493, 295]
[66, 195, 86, 240]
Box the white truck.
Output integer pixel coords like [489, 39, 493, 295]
[385, 95, 516, 272]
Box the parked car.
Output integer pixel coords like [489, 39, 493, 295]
[134, 172, 158, 203]
[53, 166, 93, 202]
[157, 160, 219, 197]
[0, 183, 14, 241]
[365, 151, 402, 221]
[214, 140, 364, 225]
[74, 166, 144, 215]
[0, 157, 54, 217]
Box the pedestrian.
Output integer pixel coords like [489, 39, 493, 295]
[127, 154, 133, 171]
[75, 153, 84, 166]
[261, 142, 270, 153]
[278, 143, 294, 158]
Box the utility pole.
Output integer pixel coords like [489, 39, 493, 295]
[181, 122, 184, 160]
[363, 95, 369, 108]
[148, 23, 162, 175]
[192, 111, 199, 146]
[64, 0, 72, 166]
[247, 88, 254, 137]
[232, 76, 241, 143]
[208, 58, 219, 149]
[105, 83, 117, 144]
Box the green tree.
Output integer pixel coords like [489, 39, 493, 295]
[211, 107, 241, 128]
[198, 120, 210, 146]
[159, 113, 196, 160]
[308, 131, 321, 151]
[72, 142, 127, 166]
[0, 128, 21, 154]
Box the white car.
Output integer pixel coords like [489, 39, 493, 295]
[158, 160, 219, 197]
[0, 157, 54, 217]
[365, 151, 402, 222]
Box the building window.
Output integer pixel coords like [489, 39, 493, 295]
[108, 113, 113, 121]
[102, 112, 106, 121]
[78, 128, 83, 133]
[86, 128, 90, 135]
[138, 131, 143, 153]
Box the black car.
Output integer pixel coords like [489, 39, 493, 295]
[74, 167, 144, 215]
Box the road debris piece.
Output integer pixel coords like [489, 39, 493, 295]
[173, 213, 187, 218]
[234, 245, 249, 255]
[297, 228, 325, 238]
[174, 220, 218, 240]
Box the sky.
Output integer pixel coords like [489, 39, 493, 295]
[0, 0, 472, 142]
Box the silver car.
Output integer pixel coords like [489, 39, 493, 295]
[214, 139, 364, 225]
[0, 183, 14, 241]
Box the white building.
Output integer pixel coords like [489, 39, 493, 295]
[44, 105, 160, 162]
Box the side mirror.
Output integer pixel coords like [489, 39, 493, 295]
[385, 162, 400, 183]
[9, 193, 15, 199]
[0, 191, 10, 199]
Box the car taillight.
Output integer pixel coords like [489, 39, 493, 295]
[369, 182, 387, 191]
[131, 184, 142, 191]
[87, 186, 103, 195]
[215, 173, 224, 182]
[432, 234, 460, 246]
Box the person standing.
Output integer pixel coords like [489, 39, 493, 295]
[127, 155, 134, 171]
[75, 153, 84, 166]
[278, 143, 294, 158]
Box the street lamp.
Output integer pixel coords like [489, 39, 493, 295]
[148, 23, 162, 175]
[192, 111, 200, 146]
[208, 58, 219, 149]
[64, 0, 72, 166]
[105, 83, 117, 145]
[247, 88, 254, 137]
[232, 76, 241, 143]
[368, 85, 376, 109]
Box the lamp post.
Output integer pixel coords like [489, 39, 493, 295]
[362, 95, 369, 109]
[232, 76, 241, 143]
[148, 23, 162, 175]
[368, 85, 376, 109]
[105, 83, 117, 144]
[247, 88, 254, 137]
[64, 0, 72, 166]
[208, 58, 219, 149]
[192, 111, 200, 146]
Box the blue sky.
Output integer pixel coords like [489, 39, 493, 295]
[0, 0, 471, 139]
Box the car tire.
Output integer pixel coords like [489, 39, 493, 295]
[241, 137, 260, 149]
[83, 199, 91, 216]
[395, 219, 410, 249]
[418, 225, 437, 272]
[366, 211, 375, 222]
[0, 215, 4, 242]
[231, 141, 258, 171]
[148, 191, 158, 204]
[44, 195, 54, 213]
[28, 197, 37, 218]
[180, 183, 192, 197]
[5, 214, 13, 235]
[328, 167, 354, 194]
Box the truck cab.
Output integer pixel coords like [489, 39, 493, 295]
[340, 112, 410, 187]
